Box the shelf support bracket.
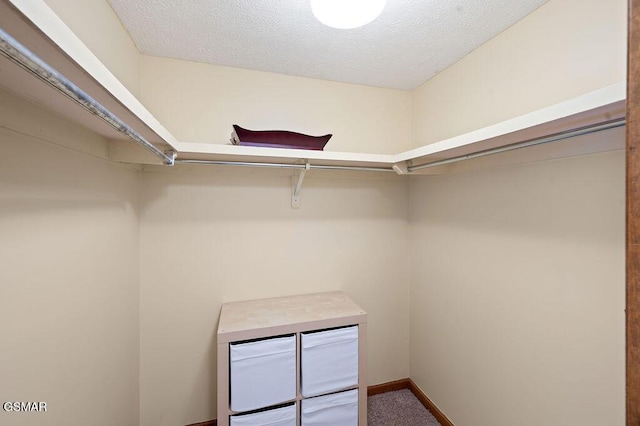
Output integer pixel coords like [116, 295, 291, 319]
[392, 162, 408, 175]
[292, 162, 310, 209]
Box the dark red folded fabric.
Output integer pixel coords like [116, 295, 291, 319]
[232, 125, 332, 150]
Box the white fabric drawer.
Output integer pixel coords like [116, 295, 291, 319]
[301, 326, 358, 397]
[301, 389, 358, 426]
[230, 403, 297, 426]
[230, 335, 296, 412]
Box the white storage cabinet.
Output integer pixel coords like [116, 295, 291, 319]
[217, 292, 367, 426]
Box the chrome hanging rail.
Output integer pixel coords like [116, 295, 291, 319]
[408, 118, 626, 172]
[0, 27, 175, 165]
[176, 159, 304, 169]
[176, 115, 624, 173]
[175, 159, 396, 173]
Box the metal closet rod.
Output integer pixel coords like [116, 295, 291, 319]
[408, 118, 626, 172]
[175, 159, 396, 173]
[177, 117, 625, 173]
[0, 27, 175, 165]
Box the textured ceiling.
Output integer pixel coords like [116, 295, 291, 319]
[108, 0, 548, 90]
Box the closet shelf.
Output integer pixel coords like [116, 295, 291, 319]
[173, 142, 398, 170]
[399, 83, 626, 172]
[0, 0, 178, 164]
[172, 83, 625, 173]
[0, 0, 626, 172]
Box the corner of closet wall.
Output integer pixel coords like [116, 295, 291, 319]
[407, 149, 626, 426]
[138, 54, 412, 155]
[0, 91, 143, 426]
[42, 0, 142, 97]
[410, 0, 627, 147]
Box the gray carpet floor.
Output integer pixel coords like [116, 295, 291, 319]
[368, 389, 441, 426]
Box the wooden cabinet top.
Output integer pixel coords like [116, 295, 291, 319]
[217, 291, 367, 343]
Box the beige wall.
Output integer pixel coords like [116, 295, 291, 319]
[0, 98, 625, 426]
[408, 146, 625, 426]
[43, 0, 141, 96]
[139, 166, 410, 425]
[412, 0, 627, 147]
[139, 55, 413, 154]
[0, 91, 141, 425]
[408, 2, 627, 421]
[3, 2, 628, 426]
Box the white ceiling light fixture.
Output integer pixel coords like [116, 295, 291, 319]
[311, 0, 386, 29]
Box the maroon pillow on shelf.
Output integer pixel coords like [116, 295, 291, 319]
[231, 125, 332, 151]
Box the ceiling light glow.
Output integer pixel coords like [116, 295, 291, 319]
[311, 0, 386, 29]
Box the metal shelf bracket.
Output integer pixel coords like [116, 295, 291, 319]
[292, 162, 310, 209]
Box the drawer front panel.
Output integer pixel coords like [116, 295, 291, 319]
[301, 326, 358, 397]
[230, 403, 297, 426]
[301, 389, 358, 426]
[230, 335, 297, 412]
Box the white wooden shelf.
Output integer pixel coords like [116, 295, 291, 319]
[0, 0, 178, 164]
[173, 141, 398, 169]
[172, 83, 625, 172]
[0, 0, 627, 172]
[398, 83, 626, 171]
